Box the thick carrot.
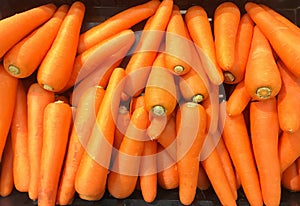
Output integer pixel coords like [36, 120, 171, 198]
[75, 68, 125, 200]
[225, 14, 254, 84]
[222, 112, 263, 206]
[176, 102, 207, 205]
[245, 2, 300, 78]
[0, 64, 18, 160]
[214, 2, 240, 72]
[0, 134, 14, 197]
[226, 80, 251, 116]
[62, 29, 135, 92]
[244, 26, 281, 100]
[113, 105, 130, 150]
[197, 163, 210, 190]
[277, 59, 300, 133]
[281, 160, 300, 192]
[123, 0, 173, 97]
[250, 97, 281, 206]
[27, 83, 55, 200]
[107, 106, 148, 199]
[77, 0, 160, 54]
[3, 5, 69, 78]
[56, 86, 105, 205]
[37, 1, 85, 92]
[185, 6, 224, 85]
[0, 3, 56, 58]
[10, 81, 30, 193]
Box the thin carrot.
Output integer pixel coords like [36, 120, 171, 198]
[37, 1, 85, 92]
[56, 86, 105, 205]
[123, 0, 173, 97]
[197, 163, 210, 190]
[176, 102, 207, 205]
[0, 134, 14, 197]
[113, 105, 130, 150]
[129, 94, 146, 115]
[27, 83, 55, 200]
[10, 81, 30, 193]
[245, 2, 300, 78]
[244, 26, 281, 100]
[225, 14, 254, 84]
[222, 112, 263, 206]
[38, 101, 72, 206]
[75, 68, 125, 200]
[250, 97, 281, 206]
[185, 5, 224, 85]
[214, 2, 240, 72]
[277, 59, 300, 133]
[107, 106, 148, 199]
[77, 0, 160, 54]
[0, 3, 56, 59]
[281, 160, 300, 192]
[3, 5, 69, 78]
[0, 64, 18, 160]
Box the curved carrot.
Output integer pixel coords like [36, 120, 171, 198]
[250, 97, 281, 206]
[197, 163, 210, 190]
[77, 0, 160, 54]
[38, 101, 72, 206]
[56, 86, 105, 205]
[113, 105, 130, 150]
[244, 26, 281, 100]
[37, 1, 85, 92]
[3, 5, 69, 78]
[185, 5, 224, 85]
[245, 2, 300, 78]
[0, 3, 56, 58]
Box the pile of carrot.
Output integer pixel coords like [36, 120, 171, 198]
[0, 0, 300, 205]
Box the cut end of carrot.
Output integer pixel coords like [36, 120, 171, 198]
[192, 94, 204, 104]
[8, 65, 21, 76]
[42, 84, 54, 91]
[173, 65, 185, 74]
[151, 105, 166, 117]
[223, 71, 235, 83]
[186, 102, 198, 108]
[118, 105, 129, 114]
[255, 86, 272, 99]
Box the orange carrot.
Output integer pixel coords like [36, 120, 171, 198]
[123, 0, 173, 97]
[27, 83, 55, 200]
[244, 26, 281, 100]
[38, 101, 72, 206]
[214, 2, 240, 72]
[113, 105, 130, 150]
[129, 94, 146, 115]
[107, 106, 148, 199]
[245, 2, 300, 78]
[0, 3, 56, 58]
[185, 5, 224, 85]
[10, 81, 30, 193]
[176, 102, 207, 205]
[56, 86, 105, 205]
[37, 1, 85, 92]
[77, 0, 160, 54]
[197, 163, 210, 190]
[3, 5, 69, 78]
[75, 68, 125, 200]
[281, 160, 300, 192]
[0, 64, 18, 160]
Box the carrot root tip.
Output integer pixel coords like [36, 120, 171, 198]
[151, 105, 166, 117]
[8, 65, 21, 75]
[174, 65, 185, 74]
[192, 94, 204, 104]
[255, 86, 272, 99]
[223, 71, 235, 83]
[42, 84, 54, 91]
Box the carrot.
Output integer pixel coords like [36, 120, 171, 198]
[62, 29, 135, 92]
[3, 5, 69, 78]
[10, 81, 30, 193]
[113, 105, 130, 150]
[0, 64, 18, 160]
[225, 14, 254, 84]
[129, 94, 146, 115]
[244, 26, 282, 100]
[0, 3, 56, 59]
[0, 134, 14, 197]
[250, 97, 281, 206]
[277, 59, 300, 133]
[164, 5, 192, 75]
[27, 83, 55, 200]
[185, 5, 224, 85]
[77, 0, 160, 54]
[38, 101, 72, 206]
[157, 144, 178, 190]
[56, 86, 105, 205]
[37, 1, 85, 92]
[214, 2, 240, 72]
[226, 80, 251, 116]
[244, 2, 300, 78]
[222, 112, 263, 206]
[75, 68, 125, 200]
[139, 140, 157, 203]
[147, 114, 169, 141]
[123, 0, 173, 97]
[176, 102, 207, 205]
[197, 163, 210, 190]
[107, 106, 148, 199]
[281, 160, 300, 192]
